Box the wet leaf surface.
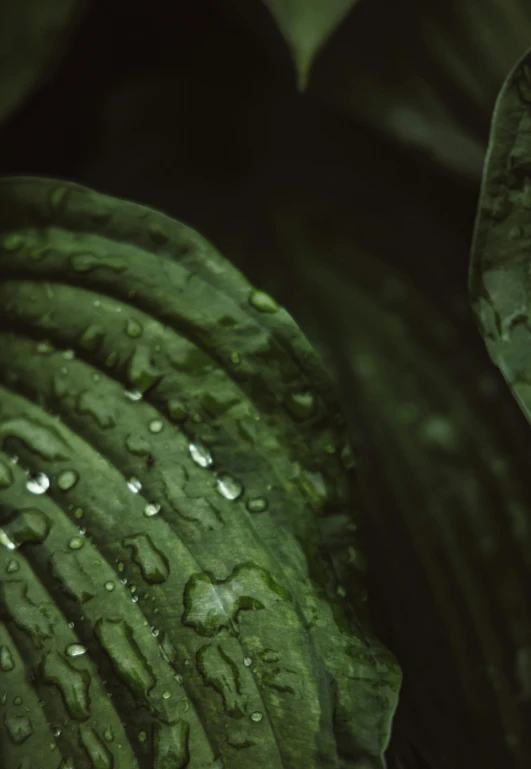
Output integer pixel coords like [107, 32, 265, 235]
[0, 176, 401, 769]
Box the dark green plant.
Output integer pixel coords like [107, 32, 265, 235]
[0, 2, 531, 769]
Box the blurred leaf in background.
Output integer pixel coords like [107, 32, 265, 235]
[262, 0, 360, 89]
[0, 0, 87, 125]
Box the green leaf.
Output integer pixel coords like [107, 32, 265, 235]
[470, 45, 531, 427]
[272, 211, 531, 768]
[0, 176, 401, 768]
[0, 0, 87, 124]
[262, 0, 359, 89]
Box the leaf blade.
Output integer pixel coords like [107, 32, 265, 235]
[262, 0, 359, 89]
[0, 176, 401, 768]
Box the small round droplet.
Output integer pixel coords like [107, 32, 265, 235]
[230, 351, 241, 365]
[57, 470, 79, 491]
[248, 289, 279, 313]
[215, 473, 243, 501]
[246, 496, 268, 513]
[127, 477, 142, 493]
[250, 711, 263, 723]
[26, 472, 50, 495]
[104, 581, 115, 592]
[138, 730, 148, 742]
[189, 441, 213, 468]
[144, 503, 161, 517]
[148, 419, 163, 434]
[161, 690, 171, 700]
[65, 643, 87, 658]
[68, 536, 85, 550]
[243, 656, 252, 667]
[62, 349, 75, 361]
[125, 319, 143, 338]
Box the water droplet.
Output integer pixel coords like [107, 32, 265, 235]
[248, 289, 279, 313]
[104, 581, 115, 592]
[138, 730, 148, 742]
[0, 417, 71, 462]
[65, 643, 87, 657]
[127, 477, 142, 493]
[230, 351, 241, 365]
[147, 222, 169, 244]
[188, 440, 213, 468]
[167, 399, 188, 422]
[57, 469, 79, 491]
[285, 391, 316, 421]
[127, 346, 163, 393]
[105, 350, 118, 368]
[144, 503, 161, 517]
[0, 529, 16, 550]
[161, 690, 171, 699]
[243, 656, 252, 667]
[0, 645, 15, 671]
[215, 474, 243, 501]
[246, 497, 268, 513]
[95, 618, 156, 701]
[6, 558, 19, 573]
[123, 533, 170, 584]
[250, 711, 263, 723]
[68, 536, 85, 550]
[26, 472, 50, 495]
[79, 325, 105, 353]
[4, 712, 33, 743]
[124, 432, 151, 456]
[124, 388, 143, 401]
[148, 419, 163, 434]
[126, 319, 143, 338]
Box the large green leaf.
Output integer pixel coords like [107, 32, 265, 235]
[0, 177, 401, 769]
[271, 212, 531, 769]
[470, 45, 531, 427]
[262, 0, 359, 89]
[0, 0, 87, 124]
